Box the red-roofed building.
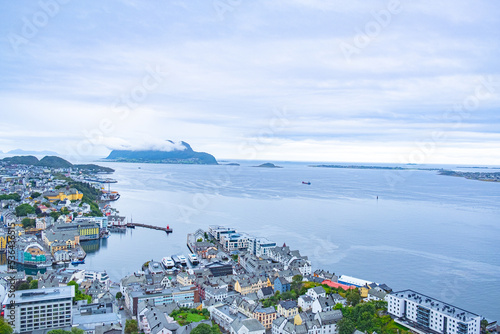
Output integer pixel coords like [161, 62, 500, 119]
[322, 280, 355, 290]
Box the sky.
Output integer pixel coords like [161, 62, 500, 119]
[1, 0, 499, 164]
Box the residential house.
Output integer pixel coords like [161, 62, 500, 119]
[298, 295, 314, 312]
[253, 306, 277, 329]
[277, 300, 299, 318]
[312, 295, 337, 314]
[306, 286, 326, 300]
[274, 277, 291, 294]
[231, 318, 266, 334]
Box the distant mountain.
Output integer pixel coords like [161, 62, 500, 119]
[2, 155, 40, 165]
[8, 149, 59, 155]
[0, 155, 114, 173]
[38, 156, 73, 168]
[105, 141, 218, 165]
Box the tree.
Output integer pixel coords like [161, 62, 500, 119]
[191, 324, 212, 334]
[15, 203, 36, 217]
[21, 218, 36, 229]
[346, 289, 361, 306]
[116, 291, 123, 299]
[29, 279, 38, 289]
[481, 319, 489, 332]
[337, 318, 356, 334]
[0, 317, 13, 334]
[125, 319, 139, 334]
[31, 192, 42, 199]
[67, 281, 92, 304]
[48, 329, 84, 334]
[17, 282, 30, 290]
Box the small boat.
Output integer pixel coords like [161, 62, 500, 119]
[71, 259, 85, 265]
[162, 256, 175, 269]
[302, 181, 311, 185]
[188, 253, 199, 265]
[174, 255, 187, 266]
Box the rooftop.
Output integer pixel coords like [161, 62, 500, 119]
[14, 286, 75, 303]
[391, 290, 480, 322]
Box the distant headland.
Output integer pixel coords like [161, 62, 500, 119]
[0, 155, 114, 173]
[253, 163, 282, 168]
[105, 141, 218, 165]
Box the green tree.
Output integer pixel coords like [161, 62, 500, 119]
[50, 211, 61, 220]
[15, 203, 36, 217]
[29, 279, 38, 289]
[17, 282, 30, 290]
[21, 218, 36, 229]
[346, 289, 361, 306]
[337, 318, 356, 334]
[48, 329, 84, 334]
[125, 319, 139, 334]
[0, 317, 13, 334]
[116, 291, 123, 299]
[481, 319, 489, 332]
[31, 192, 42, 199]
[67, 281, 92, 304]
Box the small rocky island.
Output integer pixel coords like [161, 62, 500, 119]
[254, 163, 282, 168]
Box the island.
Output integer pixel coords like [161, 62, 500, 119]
[254, 162, 282, 168]
[439, 170, 500, 182]
[105, 140, 218, 165]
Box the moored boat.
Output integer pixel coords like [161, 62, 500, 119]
[188, 253, 199, 265]
[162, 256, 175, 269]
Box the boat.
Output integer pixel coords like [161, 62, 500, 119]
[101, 190, 120, 201]
[302, 181, 311, 185]
[174, 255, 188, 266]
[162, 256, 175, 269]
[188, 253, 199, 265]
[71, 259, 85, 265]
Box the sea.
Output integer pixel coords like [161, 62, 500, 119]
[5, 160, 500, 320]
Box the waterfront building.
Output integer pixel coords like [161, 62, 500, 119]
[387, 290, 481, 334]
[208, 225, 237, 241]
[42, 229, 80, 254]
[248, 237, 277, 257]
[338, 275, 373, 288]
[8, 286, 75, 333]
[220, 232, 251, 252]
[9, 236, 50, 266]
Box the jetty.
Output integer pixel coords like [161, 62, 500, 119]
[126, 222, 173, 233]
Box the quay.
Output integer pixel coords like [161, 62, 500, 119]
[126, 222, 173, 233]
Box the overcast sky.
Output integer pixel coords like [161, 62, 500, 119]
[1, 0, 499, 164]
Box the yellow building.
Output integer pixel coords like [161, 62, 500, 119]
[234, 276, 272, 295]
[45, 188, 83, 202]
[0, 233, 7, 252]
[254, 308, 277, 329]
[43, 230, 80, 254]
[277, 301, 299, 318]
[359, 286, 369, 298]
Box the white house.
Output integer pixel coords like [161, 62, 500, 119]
[307, 286, 326, 300]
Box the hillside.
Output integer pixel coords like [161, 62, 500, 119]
[0, 155, 114, 173]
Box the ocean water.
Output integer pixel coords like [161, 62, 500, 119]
[6, 161, 500, 320]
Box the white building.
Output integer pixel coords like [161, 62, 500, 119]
[220, 232, 250, 252]
[248, 237, 277, 257]
[8, 286, 75, 333]
[208, 225, 237, 241]
[387, 290, 481, 334]
[338, 275, 373, 287]
[84, 270, 111, 289]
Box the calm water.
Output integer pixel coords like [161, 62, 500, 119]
[6, 161, 500, 320]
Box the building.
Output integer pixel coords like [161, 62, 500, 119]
[267, 246, 312, 276]
[274, 277, 291, 294]
[298, 295, 314, 312]
[206, 261, 233, 277]
[248, 237, 277, 257]
[44, 188, 83, 202]
[220, 232, 250, 252]
[8, 286, 75, 333]
[338, 275, 373, 288]
[387, 290, 481, 334]
[306, 286, 326, 300]
[277, 300, 298, 318]
[208, 225, 237, 241]
[231, 317, 266, 334]
[239, 253, 284, 274]
[253, 306, 277, 329]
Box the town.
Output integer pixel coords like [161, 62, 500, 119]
[0, 160, 497, 334]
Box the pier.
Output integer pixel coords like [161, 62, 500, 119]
[126, 223, 173, 233]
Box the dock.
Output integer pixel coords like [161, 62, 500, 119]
[126, 223, 173, 233]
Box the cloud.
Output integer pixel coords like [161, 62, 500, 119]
[103, 138, 187, 152]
